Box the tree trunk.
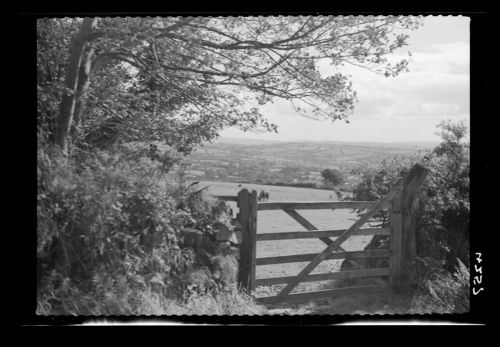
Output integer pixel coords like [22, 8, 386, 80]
[69, 47, 95, 155]
[56, 18, 97, 155]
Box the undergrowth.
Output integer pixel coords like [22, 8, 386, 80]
[37, 276, 264, 316]
[408, 257, 470, 314]
[37, 143, 258, 315]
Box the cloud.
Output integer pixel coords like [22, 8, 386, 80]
[222, 18, 470, 143]
[342, 40, 470, 122]
[407, 42, 469, 75]
[421, 102, 461, 114]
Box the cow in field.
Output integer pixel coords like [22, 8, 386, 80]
[258, 190, 270, 202]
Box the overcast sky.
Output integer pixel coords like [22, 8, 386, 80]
[220, 16, 470, 143]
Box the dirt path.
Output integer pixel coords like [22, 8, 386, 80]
[260, 289, 413, 315]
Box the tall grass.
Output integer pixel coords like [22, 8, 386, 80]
[37, 278, 264, 316]
[409, 258, 470, 314]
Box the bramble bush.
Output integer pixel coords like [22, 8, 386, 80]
[37, 142, 244, 315]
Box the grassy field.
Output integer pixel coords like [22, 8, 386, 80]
[198, 181, 376, 298]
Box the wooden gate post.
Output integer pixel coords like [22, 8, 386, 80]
[390, 164, 429, 284]
[389, 181, 403, 284]
[237, 189, 258, 291]
[401, 164, 430, 270]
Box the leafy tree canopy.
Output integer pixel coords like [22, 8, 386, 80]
[37, 16, 422, 155]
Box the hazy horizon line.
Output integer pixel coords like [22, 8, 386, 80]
[216, 136, 441, 145]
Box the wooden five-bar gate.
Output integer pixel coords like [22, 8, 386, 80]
[216, 164, 429, 304]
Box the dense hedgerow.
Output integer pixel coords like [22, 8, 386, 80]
[347, 120, 469, 268]
[344, 120, 470, 312]
[36, 143, 247, 315]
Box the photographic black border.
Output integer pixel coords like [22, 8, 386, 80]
[16, 5, 489, 327]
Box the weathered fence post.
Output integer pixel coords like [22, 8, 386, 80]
[401, 164, 430, 269]
[390, 164, 430, 284]
[237, 189, 258, 291]
[390, 180, 403, 284]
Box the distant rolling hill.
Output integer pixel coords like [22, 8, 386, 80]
[187, 138, 437, 183]
[214, 137, 439, 149]
[212, 137, 286, 146]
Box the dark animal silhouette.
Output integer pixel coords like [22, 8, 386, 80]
[258, 190, 270, 202]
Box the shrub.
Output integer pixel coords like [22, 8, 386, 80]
[37, 143, 239, 314]
[342, 120, 469, 312]
[321, 168, 344, 188]
[346, 120, 469, 270]
[417, 120, 469, 269]
[38, 145, 184, 283]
